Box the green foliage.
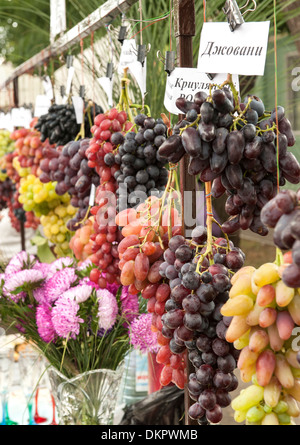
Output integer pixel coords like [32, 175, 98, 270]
[1, 0, 300, 116]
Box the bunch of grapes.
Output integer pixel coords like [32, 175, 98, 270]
[83, 108, 134, 286]
[0, 129, 15, 157]
[18, 174, 70, 217]
[69, 217, 94, 263]
[4, 152, 20, 183]
[40, 202, 77, 257]
[0, 177, 14, 211]
[158, 88, 299, 236]
[11, 125, 55, 177]
[34, 101, 103, 146]
[154, 226, 244, 424]
[111, 114, 169, 212]
[223, 260, 300, 425]
[261, 188, 300, 288]
[116, 196, 180, 290]
[5, 185, 39, 232]
[39, 138, 100, 231]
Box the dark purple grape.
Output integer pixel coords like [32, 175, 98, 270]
[198, 389, 217, 411]
[217, 354, 236, 374]
[182, 294, 201, 313]
[175, 245, 194, 262]
[213, 371, 232, 389]
[227, 131, 245, 164]
[184, 313, 203, 331]
[215, 389, 231, 408]
[168, 235, 186, 252]
[212, 338, 230, 357]
[196, 334, 212, 353]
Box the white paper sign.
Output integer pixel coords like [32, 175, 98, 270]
[66, 66, 75, 97]
[72, 96, 84, 124]
[34, 95, 51, 118]
[164, 68, 239, 115]
[11, 107, 32, 128]
[98, 77, 113, 107]
[118, 39, 137, 73]
[197, 22, 270, 76]
[50, 0, 66, 44]
[129, 61, 147, 98]
[0, 112, 13, 131]
[43, 76, 54, 101]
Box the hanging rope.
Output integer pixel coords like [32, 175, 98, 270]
[273, 0, 280, 194]
[91, 31, 96, 120]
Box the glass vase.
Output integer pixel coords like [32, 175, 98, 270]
[47, 365, 123, 425]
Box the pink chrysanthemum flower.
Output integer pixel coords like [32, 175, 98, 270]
[33, 285, 46, 304]
[79, 276, 99, 289]
[129, 313, 158, 354]
[77, 259, 93, 272]
[5, 251, 35, 279]
[96, 289, 119, 332]
[52, 297, 84, 340]
[3, 288, 26, 303]
[49, 257, 75, 274]
[36, 305, 56, 343]
[43, 268, 77, 304]
[33, 262, 53, 279]
[120, 286, 139, 324]
[61, 284, 93, 303]
[4, 269, 44, 293]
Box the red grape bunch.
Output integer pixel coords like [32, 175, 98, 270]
[261, 188, 300, 288]
[84, 108, 134, 286]
[158, 86, 299, 237]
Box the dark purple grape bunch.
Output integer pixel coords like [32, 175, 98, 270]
[261, 188, 300, 288]
[113, 114, 169, 212]
[35, 102, 103, 146]
[39, 138, 100, 231]
[159, 225, 244, 424]
[158, 88, 299, 237]
[0, 177, 14, 211]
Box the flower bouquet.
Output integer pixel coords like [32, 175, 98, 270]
[0, 251, 157, 424]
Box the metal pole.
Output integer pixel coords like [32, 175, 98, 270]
[174, 0, 197, 426]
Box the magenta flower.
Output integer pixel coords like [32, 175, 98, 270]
[96, 289, 119, 331]
[129, 313, 158, 354]
[43, 268, 77, 304]
[52, 297, 84, 340]
[4, 269, 44, 293]
[33, 262, 53, 279]
[79, 277, 99, 290]
[36, 305, 56, 343]
[120, 286, 139, 324]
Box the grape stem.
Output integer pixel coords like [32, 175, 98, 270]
[274, 247, 283, 266]
[179, 115, 201, 135]
[117, 68, 135, 125]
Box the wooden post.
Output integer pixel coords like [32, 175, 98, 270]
[174, 0, 197, 426]
[174, 1, 197, 237]
[13, 75, 26, 252]
[13, 77, 19, 108]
